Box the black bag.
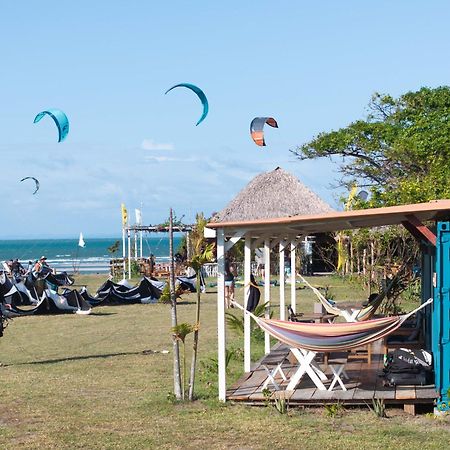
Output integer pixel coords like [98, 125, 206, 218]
[383, 348, 433, 386]
[384, 371, 428, 387]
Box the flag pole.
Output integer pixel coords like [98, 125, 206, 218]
[127, 229, 132, 280]
[140, 203, 143, 259]
[122, 226, 126, 279]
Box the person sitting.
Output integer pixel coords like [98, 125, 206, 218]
[34, 256, 53, 277]
[11, 259, 25, 278]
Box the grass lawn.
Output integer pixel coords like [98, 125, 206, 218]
[0, 274, 448, 449]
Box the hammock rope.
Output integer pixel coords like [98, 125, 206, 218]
[230, 298, 432, 353]
[299, 274, 397, 322]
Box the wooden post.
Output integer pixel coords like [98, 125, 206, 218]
[264, 238, 271, 355]
[217, 228, 226, 401]
[363, 248, 367, 276]
[244, 235, 251, 372]
[279, 241, 286, 320]
[349, 240, 354, 274]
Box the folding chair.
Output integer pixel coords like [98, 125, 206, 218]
[328, 363, 349, 391]
[261, 362, 287, 390]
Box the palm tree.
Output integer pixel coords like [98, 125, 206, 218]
[172, 322, 195, 399]
[169, 208, 183, 400]
[187, 213, 215, 400]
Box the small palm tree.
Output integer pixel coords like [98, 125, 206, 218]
[187, 213, 215, 401]
[172, 322, 195, 399]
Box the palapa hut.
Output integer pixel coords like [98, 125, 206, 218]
[212, 166, 334, 222]
[212, 166, 335, 273]
[206, 168, 450, 412]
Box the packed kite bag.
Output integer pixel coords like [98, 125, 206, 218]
[382, 348, 433, 387]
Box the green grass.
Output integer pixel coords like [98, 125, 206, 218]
[0, 274, 448, 449]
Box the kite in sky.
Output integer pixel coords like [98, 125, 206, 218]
[250, 117, 278, 146]
[34, 109, 69, 142]
[165, 83, 209, 126]
[20, 177, 40, 195]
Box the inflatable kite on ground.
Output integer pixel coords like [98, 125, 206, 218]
[33, 109, 69, 142]
[165, 83, 209, 125]
[250, 117, 278, 146]
[20, 177, 40, 195]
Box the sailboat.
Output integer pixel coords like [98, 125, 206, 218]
[72, 232, 86, 273]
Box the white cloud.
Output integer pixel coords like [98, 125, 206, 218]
[141, 139, 174, 151]
[144, 155, 197, 163]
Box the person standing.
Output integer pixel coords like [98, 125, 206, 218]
[224, 259, 235, 308]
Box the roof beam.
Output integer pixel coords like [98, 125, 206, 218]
[224, 232, 245, 252]
[402, 214, 436, 246]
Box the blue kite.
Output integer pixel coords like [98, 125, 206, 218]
[165, 83, 209, 126]
[34, 109, 69, 142]
[20, 177, 40, 195]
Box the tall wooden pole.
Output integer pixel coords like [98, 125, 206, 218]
[169, 208, 182, 399]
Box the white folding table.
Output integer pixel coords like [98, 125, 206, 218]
[286, 348, 328, 391]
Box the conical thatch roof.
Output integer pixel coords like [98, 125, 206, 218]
[212, 167, 334, 222]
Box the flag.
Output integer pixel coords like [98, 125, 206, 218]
[135, 208, 142, 225]
[121, 203, 128, 226]
[78, 232, 86, 248]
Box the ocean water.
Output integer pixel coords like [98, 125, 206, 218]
[0, 236, 183, 274]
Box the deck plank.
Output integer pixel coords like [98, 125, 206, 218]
[228, 342, 437, 406]
[395, 386, 416, 400]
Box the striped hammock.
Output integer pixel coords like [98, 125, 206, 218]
[233, 298, 432, 353]
[299, 275, 395, 322]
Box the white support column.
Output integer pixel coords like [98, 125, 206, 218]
[127, 230, 132, 279]
[264, 238, 271, 355]
[217, 228, 226, 402]
[290, 240, 296, 313]
[279, 241, 286, 320]
[139, 231, 143, 259]
[134, 230, 138, 261]
[244, 235, 251, 372]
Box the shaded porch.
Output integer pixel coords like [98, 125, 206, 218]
[227, 341, 437, 414]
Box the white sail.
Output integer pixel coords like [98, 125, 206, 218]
[78, 232, 86, 248]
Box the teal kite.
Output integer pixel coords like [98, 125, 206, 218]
[20, 177, 40, 195]
[165, 83, 209, 126]
[34, 109, 69, 142]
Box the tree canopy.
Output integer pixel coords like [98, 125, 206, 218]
[292, 86, 450, 206]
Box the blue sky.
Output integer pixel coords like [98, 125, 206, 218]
[1, 1, 449, 238]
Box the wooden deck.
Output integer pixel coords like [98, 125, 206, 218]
[227, 341, 437, 412]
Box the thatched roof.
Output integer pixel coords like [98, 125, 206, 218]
[212, 167, 334, 222]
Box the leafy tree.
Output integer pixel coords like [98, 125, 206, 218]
[291, 86, 450, 206]
[107, 240, 120, 257]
